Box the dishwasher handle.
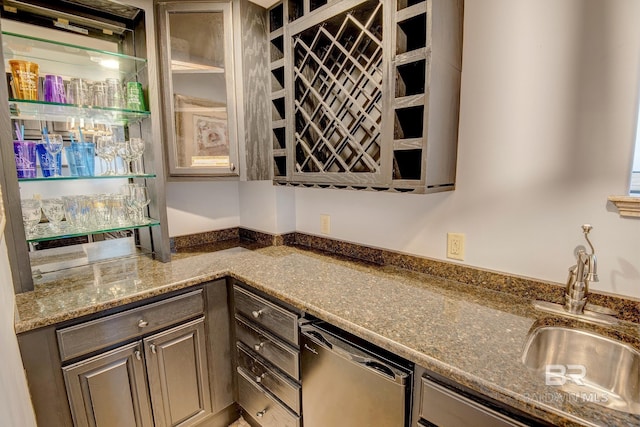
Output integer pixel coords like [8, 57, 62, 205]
[301, 325, 408, 384]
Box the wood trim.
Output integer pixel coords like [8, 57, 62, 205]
[608, 195, 640, 218]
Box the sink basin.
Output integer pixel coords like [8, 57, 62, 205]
[522, 326, 640, 415]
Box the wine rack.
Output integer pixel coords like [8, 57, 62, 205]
[270, 0, 463, 193]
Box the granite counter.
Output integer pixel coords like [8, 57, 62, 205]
[14, 243, 640, 427]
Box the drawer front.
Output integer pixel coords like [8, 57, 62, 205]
[235, 315, 299, 380]
[419, 377, 527, 427]
[57, 290, 204, 361]
[237, 343, 301, 414]
[237, 368, 300, 427]
[234, 286, 299, 346]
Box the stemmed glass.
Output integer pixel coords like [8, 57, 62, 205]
[42, 133, 63, 176]
[95, 135, 116, 176]
[41, 198, 65, 231]
[116, 140, 136, 175]
[128, 138, 145, 175]
[132, 185, 150, 224]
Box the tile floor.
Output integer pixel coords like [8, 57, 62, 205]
[228, 416, 251, 427]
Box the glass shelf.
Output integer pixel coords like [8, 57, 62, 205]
[26, 218, 161, 243]
[18, 174, 156, 182]
[2, 31, 147, 81]
[9, 99, 150, 124]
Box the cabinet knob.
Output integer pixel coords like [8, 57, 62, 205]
[150, 344, 157, 354]
[230, 163, 236, 172]
[138, 319, 149, 328]
[256, 409, 267, 418]
[255, 372, 267, 383]
[251, 309, 263, 318]
[134, 350, 142, 361]
[254, 341, 265, 352]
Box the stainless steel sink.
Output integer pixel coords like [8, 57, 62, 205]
[522, 326, 640, 415]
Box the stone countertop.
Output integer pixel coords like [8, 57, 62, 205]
[14, 242, 640, 427]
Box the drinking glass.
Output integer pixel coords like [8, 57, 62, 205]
[21, 199, 41, 236]
[132, 186, 150, 224]
[116, 140, 137, 175]
[91, 194, 111, 228]
[41, 133, 64, 176]
[105, 78, 125, 108]
[41, 198, 65, 231]
[128, 138, 145, 175]
[120, 184, 139, 223]
[108, 194, 129, 226]
[67, 78, 89, 105]
[95, 135, 116, 175]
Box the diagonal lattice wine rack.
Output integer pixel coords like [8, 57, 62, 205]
[292, 0, 383, 176]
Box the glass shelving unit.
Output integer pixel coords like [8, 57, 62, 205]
[18, 173, 156, 182]
[9, 99, 150, 125]
[2, 31, 148, 81]
[26, 218, 161, 243]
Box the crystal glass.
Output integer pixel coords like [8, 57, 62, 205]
[41, 198, 65, 231]
[41, 133, 64, 177]
[95, 135, 116, 175]
[128, 138, 145, 175]
[21, 199, 41, 235]
[120, 184, 138, 223]
[132, 186, 150, 224]
[116, 140, 137, 175]
[91, 194, 111, 228]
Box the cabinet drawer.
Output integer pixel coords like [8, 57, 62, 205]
[419, 376, 527, 427]
[57, 290, 204, 361]
[237, 368, 300, 427]
[234, 286, 299, 346]
[235, 315, 299, 380]
[237, 343, 301, 414]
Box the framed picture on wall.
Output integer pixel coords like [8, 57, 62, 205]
[174, 94, 230, 168]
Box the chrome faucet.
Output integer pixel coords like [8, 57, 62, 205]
[564, 224, 599, 314]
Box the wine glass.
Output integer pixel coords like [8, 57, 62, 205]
[41, 133, 63, 176]
[95, 135, 116, 175]
[120, 184, 138, 223]
[128, 138, 145, 175]
[116, 140, 136, 175]
[41, 198, 65, 231]
[132, 185, 150, 224]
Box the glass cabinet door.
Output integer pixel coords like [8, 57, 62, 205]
[158, 2, 239, 176]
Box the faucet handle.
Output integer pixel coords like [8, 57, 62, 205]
[582, 224, 593, 233]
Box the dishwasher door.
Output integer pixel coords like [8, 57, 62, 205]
[300, 324, 410, 427]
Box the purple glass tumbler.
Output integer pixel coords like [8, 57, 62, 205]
[43, 75, 66, 103]
[13, 140, 37, 178]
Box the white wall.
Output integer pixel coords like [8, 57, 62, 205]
[293, 0, 640, 299]
[239, 181, 295, 234]
[0, 230, 37, 426]
[166, 181, 240, 236]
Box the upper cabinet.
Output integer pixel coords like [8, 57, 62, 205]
[157, 1, 239, 177]
[270, 0, 464, 193]
[157, 0, 272, 180]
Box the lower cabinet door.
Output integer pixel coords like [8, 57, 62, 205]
[144, 317, 212, 427]
[62, 341, 154, 427]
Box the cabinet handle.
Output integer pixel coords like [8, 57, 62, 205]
[254, 341, 265, 352]
[255, 372, 267, 383]
[138, 319, 149, 328]
[256, 409, 267, 418]
[134, 350, 142, 361]
[150, 344, 157, 354]
[251, 309, 263, 318]
[230, 162, 236, 172]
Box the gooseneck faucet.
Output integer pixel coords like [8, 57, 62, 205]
[564, 224, 599, 314]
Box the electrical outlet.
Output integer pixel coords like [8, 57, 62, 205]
[320, 214, 330, 235]
[447, 233, 465, 261]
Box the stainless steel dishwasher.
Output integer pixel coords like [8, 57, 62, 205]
[300, 322, 412, 427]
